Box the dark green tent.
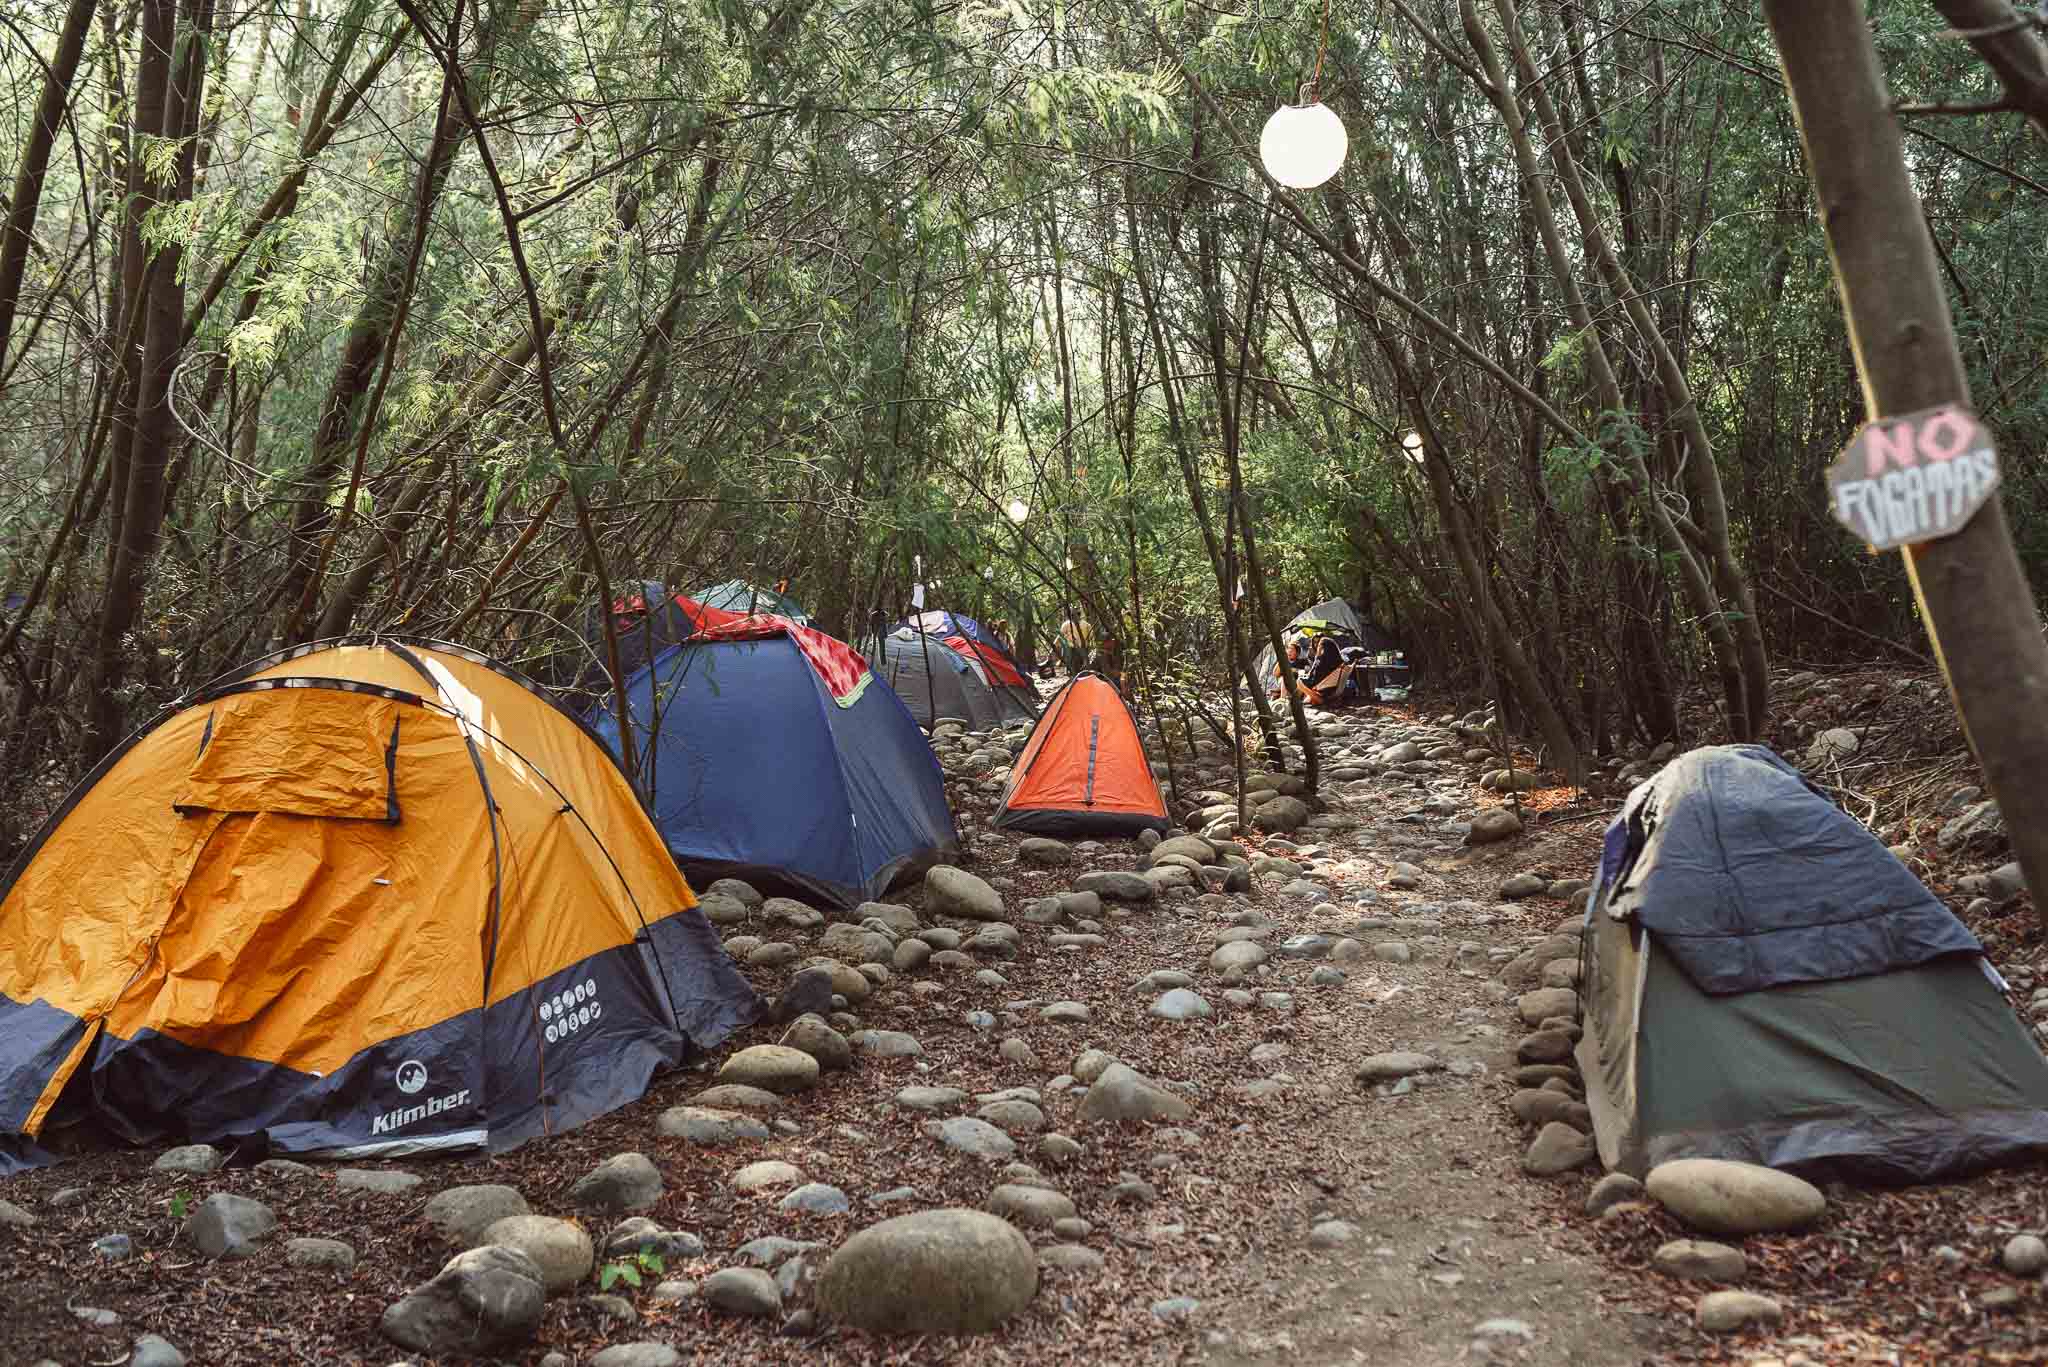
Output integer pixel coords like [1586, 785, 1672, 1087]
[1579, 745, 2048, 1182]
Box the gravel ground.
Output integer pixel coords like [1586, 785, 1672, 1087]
[3, 676, 2044, 1365]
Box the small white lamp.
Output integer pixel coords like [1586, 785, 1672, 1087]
[1261, 101, 1348, 190]
[1005, 499, 1029, 524]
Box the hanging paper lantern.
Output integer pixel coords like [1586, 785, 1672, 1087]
[1260, 102, 1348, 190]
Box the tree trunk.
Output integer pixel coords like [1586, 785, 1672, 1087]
[1459, 0, 1751, 739]
[87, 0, 211, 756]
[1122, 181, 1283, 773]
[1207, 202, 1317, 793]
[1377, 321, 1587, 784]
[321, 146, 729, 638]
[278, 5, 523, 633]
[0, 0, 96, 390]
[1765, 0, 2048, 927]
[1494, 0, 1769, 735]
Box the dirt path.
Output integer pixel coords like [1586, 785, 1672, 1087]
[1180, 914, 1663, 1366]
[1172, 762, 1667, 1367]
[0, 702, 1682, 1366]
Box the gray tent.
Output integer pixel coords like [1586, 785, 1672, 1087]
[875, 628, 1035, 731]
[1252, 597, 1410, 702]
[1579, 745, 2048, 1182]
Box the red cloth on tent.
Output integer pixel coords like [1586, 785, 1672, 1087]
[671, 593, 744, 632]
[946, 636, 1029, 689]
[691, 614, 872, 703]
[609, 589, 654, 631]
[609, 591, 744, 635]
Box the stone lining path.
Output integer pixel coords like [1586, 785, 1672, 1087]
[0, 701, 1712, 1364]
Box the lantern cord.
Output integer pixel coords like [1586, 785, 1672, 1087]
[1309, 0, 1334, 102]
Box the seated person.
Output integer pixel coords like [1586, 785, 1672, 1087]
[1292, 633, 1354, 706]
[1282, 630, 1311, 684]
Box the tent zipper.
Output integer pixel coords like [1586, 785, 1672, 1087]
[1085, 715, 1099, 806]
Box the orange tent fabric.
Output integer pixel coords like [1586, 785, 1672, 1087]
[994, 673, 1168, 837]
[0, 637, 757, 1172]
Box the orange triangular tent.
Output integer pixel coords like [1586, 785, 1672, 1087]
[994, 673, 1168, 837]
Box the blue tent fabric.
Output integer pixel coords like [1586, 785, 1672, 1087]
[0, 1133, 55, 1177]
[573, 580, 715, 691]
[588, 632, 956, 909]
[906, 610, 1006, 652]
[1603, 745, 1979, 996]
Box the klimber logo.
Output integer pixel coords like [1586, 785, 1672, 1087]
[372, 1087, 470, 1136]
[395, 1060, 428, 1095]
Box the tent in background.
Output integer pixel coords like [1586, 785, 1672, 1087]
[1578, 744, 2048, 1182]
[875, 627, 1036, 730]
[995, 673, 1168, 837]
[900, 610, 1039, 716]
[903, 609, 1014, 657]
[1253, 597, 1411, 702]
[0, 638, 757, 1175]
[589, 616, 957, 908]
[693, 579, 810, 624]
[575, 581, 744, 690]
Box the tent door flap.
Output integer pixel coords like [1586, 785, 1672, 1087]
[175, 689, 405, 822]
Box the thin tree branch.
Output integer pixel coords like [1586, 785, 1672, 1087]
[1926, 0, 2048, 143]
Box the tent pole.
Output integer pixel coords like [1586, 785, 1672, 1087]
[917, 603, 937, 727]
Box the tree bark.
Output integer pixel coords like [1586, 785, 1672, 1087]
[1459, 0, 1751, 740]
[0, 0, 96, 390]
[87, 0, 211, 756]
[1926, 0, 2048, 143]
[1765, 0, 2048, 926]
[1494, 0, 1769, 736]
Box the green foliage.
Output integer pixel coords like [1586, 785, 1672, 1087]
[598, 1249, 666, 1291]
[5, 0, 2048, 809]
[1542, 441, 1608, 492]
[1539, 329, 1584, 377]
[136, 134, 187, 190]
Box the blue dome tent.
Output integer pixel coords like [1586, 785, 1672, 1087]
[587, 616, 957, 909]
[572, 581, 745, 691]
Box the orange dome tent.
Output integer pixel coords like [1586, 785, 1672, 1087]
[0, 637, 758, 1173]
[994, 673, 1168, 837]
